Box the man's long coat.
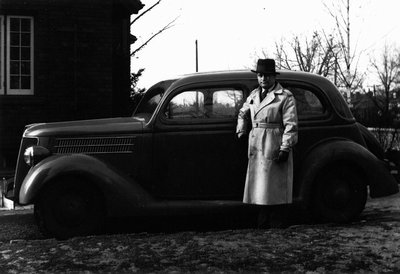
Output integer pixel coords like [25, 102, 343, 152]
[237, 83, 298, 205]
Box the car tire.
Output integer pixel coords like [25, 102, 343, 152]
[34, 177, 105, 240]
[312, 164, 367, 223]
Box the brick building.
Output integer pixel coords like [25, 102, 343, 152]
[0, 0, 143, 172]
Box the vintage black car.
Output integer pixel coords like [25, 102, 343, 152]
[5, 70, 399, 239]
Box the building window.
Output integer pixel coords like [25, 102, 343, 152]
[0, 16, 4, 95]
[1, 16, 34, 95]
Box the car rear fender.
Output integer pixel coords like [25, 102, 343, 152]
[19, 154, 154, 216]
[297, 139, 399, 204]
[356, 122, 385, 160]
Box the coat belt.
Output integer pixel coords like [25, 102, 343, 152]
[252, 122, 282, 129]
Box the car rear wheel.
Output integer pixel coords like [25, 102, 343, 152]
[312, 164, 367, 223]
[34, 177, 105, 240]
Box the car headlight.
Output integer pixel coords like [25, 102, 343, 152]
[24, 146, 51, 167]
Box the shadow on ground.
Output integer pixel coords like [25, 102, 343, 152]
[103, 205, 315, 236]
[1, 193, 399, 241]
[0, 205, 312, 241]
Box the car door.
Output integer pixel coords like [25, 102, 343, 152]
[151, 84, 248, 200]
[280, 81, 333, 197]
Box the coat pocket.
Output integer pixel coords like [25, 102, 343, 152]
[248, 128, 282, 160]
[263, 128, 282, 160]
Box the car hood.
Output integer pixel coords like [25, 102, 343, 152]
[24, 117, 144, 137]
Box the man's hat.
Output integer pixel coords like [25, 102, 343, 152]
[251, 59, 280, 75]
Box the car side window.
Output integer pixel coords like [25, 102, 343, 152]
[211, 89, 244, 118]
[167, 91, 206, 119]
[134, 93, 163, 121]
[166, 88, 245, 120]
[287, 87, 326, 118]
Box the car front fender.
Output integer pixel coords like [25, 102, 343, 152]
[19, 154, 154, 216]
[297, 139, 399, 204]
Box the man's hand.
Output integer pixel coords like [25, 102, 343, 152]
[237, 132, 246, 139]
[276, 150, 289, 163]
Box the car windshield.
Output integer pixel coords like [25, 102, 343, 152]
[132, 80, 175, 122]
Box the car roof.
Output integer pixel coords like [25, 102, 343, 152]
[169, 69, 332, 89]
[147, 69, 353, 120]
[149, 69, 334, 92]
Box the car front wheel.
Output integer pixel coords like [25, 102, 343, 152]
[312, 164, 367, 223]
[34, 177, 105, 240]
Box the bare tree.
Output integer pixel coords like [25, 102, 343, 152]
[323, 0, 365, 95]
[274, 38, 293, 70]
[292, 32, 337, 77]
[370, 44, 400, 120]
[130, 0, 160, 27]
[130, 17, 178, 57]
[130, 0, 178, 57]
[129, 0, 179, 106]
[353, 44, 400, 150]
[271, 31, 337, 80]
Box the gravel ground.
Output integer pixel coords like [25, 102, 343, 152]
[0, 193, 399, 273]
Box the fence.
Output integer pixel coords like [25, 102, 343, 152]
[368, 128, 400, 151]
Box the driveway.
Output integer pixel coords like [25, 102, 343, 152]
[0, 193, 399, 273]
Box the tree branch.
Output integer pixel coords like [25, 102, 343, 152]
[131, 17, 178, 57]
[130, 0, 161, 26]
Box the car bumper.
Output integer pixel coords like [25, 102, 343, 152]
[2, 177, 15, 201]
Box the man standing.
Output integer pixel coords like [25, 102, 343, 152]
[237, 59, 298, 227]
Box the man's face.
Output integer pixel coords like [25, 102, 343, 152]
[257, 73, 276, 89]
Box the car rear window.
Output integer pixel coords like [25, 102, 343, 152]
[288, 87, 326, 118]
[283, 80, 354, 121]
[283, 85, 327, 121]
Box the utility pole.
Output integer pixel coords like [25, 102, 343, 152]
[195, 40, 198, 72]
[195, 40, 199, 112]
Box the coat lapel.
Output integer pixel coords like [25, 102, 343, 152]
[247, 89, 259, 120]
[253, 88, 261, 106]
[254, 83, 283, 116]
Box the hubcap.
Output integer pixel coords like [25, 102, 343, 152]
[54, 193, 88, 226]
[325, 179, 352, 209]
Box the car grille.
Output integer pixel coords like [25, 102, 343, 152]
[53, 136, 136, 154]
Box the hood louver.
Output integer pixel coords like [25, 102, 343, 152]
[53, 136, 136, 154]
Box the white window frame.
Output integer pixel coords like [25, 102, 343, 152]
[6, 16, 34, 95]
[0, 16, 4, 95]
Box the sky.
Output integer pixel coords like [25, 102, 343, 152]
[130, 0, 400, 89]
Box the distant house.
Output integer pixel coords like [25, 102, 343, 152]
[0, 0, 143, 172]
[351, 92, 382, 127]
